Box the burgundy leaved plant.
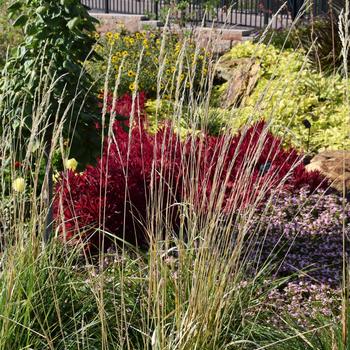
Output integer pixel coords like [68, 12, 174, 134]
[54, 94, 326, 250]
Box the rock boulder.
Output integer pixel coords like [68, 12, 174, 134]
[306, 150, 350, 192]
[215, 57, 260, 108]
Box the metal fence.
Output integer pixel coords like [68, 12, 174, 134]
[81, 0, 329, 28]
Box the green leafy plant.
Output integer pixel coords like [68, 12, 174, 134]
[3, 0, 101, 166]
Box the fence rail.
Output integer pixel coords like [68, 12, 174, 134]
[81, 0, 329, 28]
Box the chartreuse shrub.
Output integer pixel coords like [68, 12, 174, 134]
[87, 30, 209, 98]
[145, 99, 233, 136]
[213, 41, 350, 152]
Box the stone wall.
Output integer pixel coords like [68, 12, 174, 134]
[92, 13, 252, 53]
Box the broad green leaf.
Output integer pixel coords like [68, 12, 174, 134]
[13, 14, 28, 27]
[36, 6, 47, 15]
[67, 17, 80, 30]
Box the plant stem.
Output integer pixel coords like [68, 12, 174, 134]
[44, 141, 53, 243]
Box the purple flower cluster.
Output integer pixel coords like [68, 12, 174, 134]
[250, 188, 350, 286]
[260, 280, 342, 328]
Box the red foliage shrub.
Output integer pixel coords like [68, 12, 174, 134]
[179, 122, 326, 211]
[54, 95, 326, 250]
[55, 92, 181, 249]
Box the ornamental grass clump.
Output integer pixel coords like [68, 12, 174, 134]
[0, 8, 349, 349]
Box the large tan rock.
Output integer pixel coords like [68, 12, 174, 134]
[306, 150, 350, 192]
[215, 57, 260, 108]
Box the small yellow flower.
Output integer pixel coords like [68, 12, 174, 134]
[150, 33, 156, 39]
[127, 70, 135, 77]
[171, 66, 176, 73]
[12, 177, 25, 193]
[166, 69, 171, 75]
[129, 38, 135, 45]
[106, 32, 113, 40]
[114, 33, 120, 40]
[156, 39, 161, 45]
[65, 158, 78, 171]
[53, 172, 61, 183]
[111, 55, 119, 63]
[122, 51, 128, 57]
[129, 82, 137, 91]
[136, 33, 142, 39]
[94, 32, 100, 40]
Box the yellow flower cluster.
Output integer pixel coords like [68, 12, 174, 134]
[87, 30, 210, 97]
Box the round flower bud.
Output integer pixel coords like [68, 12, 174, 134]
[65, 158, 78, 171]
[12, 177, 25, 193]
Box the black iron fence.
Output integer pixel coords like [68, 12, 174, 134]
[81, 0, 329, 28]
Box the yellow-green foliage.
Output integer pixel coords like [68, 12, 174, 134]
[87, 30, 208, 97]
[145, 98, 234, 136]
[218, 41, 350, 152]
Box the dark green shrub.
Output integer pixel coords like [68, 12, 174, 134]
[2, 0, 101, 165]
